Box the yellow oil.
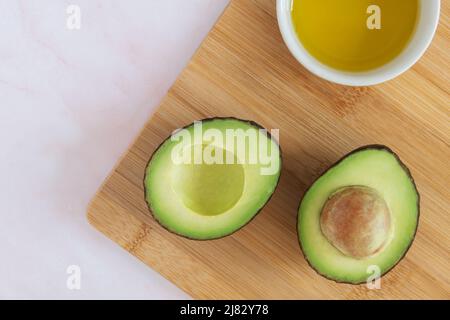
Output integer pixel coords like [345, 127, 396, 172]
[291, 0, 419, 72]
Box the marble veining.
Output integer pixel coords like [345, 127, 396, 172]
[0, 0, 228, 299]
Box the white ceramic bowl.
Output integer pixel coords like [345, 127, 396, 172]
[277, 0, 441, 86]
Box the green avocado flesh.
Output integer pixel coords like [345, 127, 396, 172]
[298, 146, 419, 284]
[145, 118, 281, 240]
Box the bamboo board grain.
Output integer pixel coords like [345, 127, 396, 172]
[87, 0, 450, 299]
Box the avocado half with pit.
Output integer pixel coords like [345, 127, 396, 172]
[144, 117, 282, 240]
[298, 145, 419, 284]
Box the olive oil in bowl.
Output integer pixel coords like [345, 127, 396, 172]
[291, 0, 419, 72]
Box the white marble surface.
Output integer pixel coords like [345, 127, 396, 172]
[0, 0, 229, 299]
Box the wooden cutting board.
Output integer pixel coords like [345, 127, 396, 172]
[87, 0, 450, 299]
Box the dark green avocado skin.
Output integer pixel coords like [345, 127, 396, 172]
[296, 144, 420, 285]
[143, 117, 283, 241]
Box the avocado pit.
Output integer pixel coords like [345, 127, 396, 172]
[320, 186, 391, 259]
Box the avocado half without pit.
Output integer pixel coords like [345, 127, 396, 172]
[144, 118, 282, 240]
[298, 145, 419, 284]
